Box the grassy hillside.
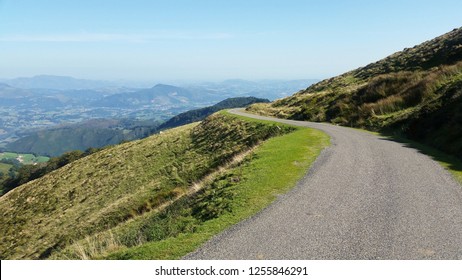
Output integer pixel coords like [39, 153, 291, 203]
[106, 120, 328, 260]
[0, 112, 321, 259]
[249, 27, 462, 159]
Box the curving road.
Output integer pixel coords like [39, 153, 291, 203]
[185, 109, 462, 260]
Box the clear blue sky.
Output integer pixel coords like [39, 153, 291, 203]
[0, 0, 461, 81]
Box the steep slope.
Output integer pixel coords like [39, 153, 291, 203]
[249, 27, 462, 159]
[0, 113, 294, 259]
[157, 97, 270, 131]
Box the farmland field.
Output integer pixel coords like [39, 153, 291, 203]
[0, 152, 49, 165]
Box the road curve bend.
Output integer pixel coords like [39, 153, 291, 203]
[185, 109, 462, 259]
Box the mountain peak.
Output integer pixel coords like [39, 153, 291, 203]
[152, 83, 179, 89]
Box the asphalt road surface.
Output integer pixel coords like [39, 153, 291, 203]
[185, 109, 462, 260]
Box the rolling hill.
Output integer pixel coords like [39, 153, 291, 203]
[249, 27, 462, 159]
[0, 113, 302, 259]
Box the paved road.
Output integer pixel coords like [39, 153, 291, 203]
[185, 109, 462, 260]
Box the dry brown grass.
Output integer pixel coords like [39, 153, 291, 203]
[55, 146, 259, 259]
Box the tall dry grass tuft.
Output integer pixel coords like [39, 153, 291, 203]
[72, 231, 125, 260]
[359, 62, 462, 117]
[362, 95, 406, 115]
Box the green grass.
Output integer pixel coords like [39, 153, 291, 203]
[0, 152, 18, 159]
[19, 154, 36, 164]
[104, 117, 329, 259]
[35, 156, 50, 163]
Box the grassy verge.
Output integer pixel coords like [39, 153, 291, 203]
[105, 115, 329, 259]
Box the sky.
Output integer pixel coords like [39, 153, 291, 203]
[0, 0, 461, 82]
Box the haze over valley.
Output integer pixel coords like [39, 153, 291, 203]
[0, 76, 315, 156]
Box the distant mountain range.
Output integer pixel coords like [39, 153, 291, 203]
[0, 83, 133, 109]
[0, 77, 318, 114]
[0, 75, 318, 100]
[91, 84, 217, 108]
[0, 75, 114, 90]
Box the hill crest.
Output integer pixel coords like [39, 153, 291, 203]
[248, 26, 462, 159]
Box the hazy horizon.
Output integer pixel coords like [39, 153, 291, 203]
[0, 74, 321, 89]
[1, 0, 461, 81]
